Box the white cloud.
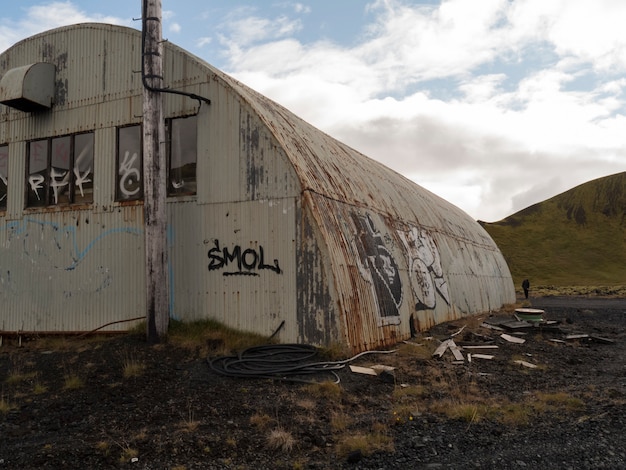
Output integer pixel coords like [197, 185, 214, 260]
[219, 0, 626, 221]
[0, 1, 129, 53]
[2, 1, 624, 222]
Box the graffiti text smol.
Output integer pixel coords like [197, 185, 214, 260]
[208, 239, 281, 276]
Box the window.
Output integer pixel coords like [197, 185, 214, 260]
[115, 116, 197, 201]
[167, 115, 197, 196]
[26, 132, 94, 207]
[0, 145, 7, 211]
[116, 125, 143, 201]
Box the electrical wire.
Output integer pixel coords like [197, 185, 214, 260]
[208, 344, 396, 384]
[141, 0, 211, 108]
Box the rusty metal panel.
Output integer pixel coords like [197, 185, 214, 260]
[300, 192, 514, 352]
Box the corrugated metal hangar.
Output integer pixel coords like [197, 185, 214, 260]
[0, 23, 515, 352]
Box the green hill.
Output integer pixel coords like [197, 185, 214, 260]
[480, 171, 626, 289]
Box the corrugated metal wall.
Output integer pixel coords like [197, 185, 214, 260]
[0, 23, 515, 352]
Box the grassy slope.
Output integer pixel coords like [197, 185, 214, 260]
[480, 171, 626, 288]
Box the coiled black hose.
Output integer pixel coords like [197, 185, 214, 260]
[207, 344, 395, 384]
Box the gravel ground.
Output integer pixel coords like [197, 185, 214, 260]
[1, 296, 625, 469]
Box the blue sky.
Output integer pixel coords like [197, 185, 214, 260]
[2, 0, 626, 222]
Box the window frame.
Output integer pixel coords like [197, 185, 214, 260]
[25, 131, 94, 209]
[167, 114, 198, 197]
[115, 124, 144, 202]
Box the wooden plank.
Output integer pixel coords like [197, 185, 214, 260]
[514, 360, 537, 369]
[448, 340, 464, 361]
[461, 345, 499, 350]
[500, 333, 526, 344]
[471, 354, 495, 360]
[432, 339, 451, 358]
[349, 365, 377, 376]
[589, 335, 615, 344]
[565, 334, 589, 340]
[481, 322, 504, 331]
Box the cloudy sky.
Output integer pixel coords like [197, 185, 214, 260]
[2, 1, 625, 222]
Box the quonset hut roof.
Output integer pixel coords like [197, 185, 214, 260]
[0, 23, 515, 352]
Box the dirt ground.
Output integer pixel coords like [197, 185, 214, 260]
[1, 296, 625, 469]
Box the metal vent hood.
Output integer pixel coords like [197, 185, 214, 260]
[0, 62, 55, 112]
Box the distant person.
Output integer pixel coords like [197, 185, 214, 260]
[522, 279, 530, 299]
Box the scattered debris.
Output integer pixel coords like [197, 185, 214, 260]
[481, 322, 504, 331]
[514, 308, 545, 322]
[448, 340, 464, 361]
[349, 365, 378, 376]
[432, 339, 465, 361]
[500, 333, 526, 344]
[432, 339, 453, 358]
[470, 354, 495, 360]
[450, 325, 466, 338]
[349, 364, 396, 383]
[514, 360, 538, 369]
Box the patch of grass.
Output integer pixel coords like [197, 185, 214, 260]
[534, 391, 584, 412]
[95, 441, 111, 456]
[0, 395, 15, 413]
[118, 445, 138, 464]
[395, 341, 433, 360]
[250, 412, 274, 429]
[33, 382, 48, 394]
[266, 428, 296, 453]
[121, 354, 146, 378]
[330, 409, 351, 432]
[179, 406, 200, 432]
[63, 373, 84, 390]
[493, 403, 532, 426]
[5, 371, 37, 385]
[168, 319, 271, 355]
[335, 429, 394, 459]
[304, 380, 343, 401]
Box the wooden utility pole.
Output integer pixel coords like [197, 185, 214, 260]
[142, 0, 169, 342]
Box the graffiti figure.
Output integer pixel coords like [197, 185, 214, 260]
[351, 212, 402, 325]
[397, 225, 450, 310]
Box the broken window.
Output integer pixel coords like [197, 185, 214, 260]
[167, 114, 197, 196]
[26, 132, 94, 208]
[0, 145, 7, 211]
[116, 125, 143, 201]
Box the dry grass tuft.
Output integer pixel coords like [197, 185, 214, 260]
[335, 429, 394, 458]
[250, 412, 274, 429]
[63, 374, 84, 390]
[305, 380, 343, 401]
[266, 428, 295, 453]
[121, 354, 146, 378]
[0, 395, 15, 413]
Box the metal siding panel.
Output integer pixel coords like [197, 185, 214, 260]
[202, 84, 241, 204]
[196, 199, 298, 341]
[0, 208, 144, 332]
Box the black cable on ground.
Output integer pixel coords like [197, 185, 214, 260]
[207, 344, 396, 384]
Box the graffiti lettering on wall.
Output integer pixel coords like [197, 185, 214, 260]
[118, 151, 141, 198]
[351, 212, 402, 326]
[207, 239, 281, 276]
[396, 225, 450, 309]
[351, 211, 450, 326]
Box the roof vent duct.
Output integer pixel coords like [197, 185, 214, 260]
[0, 62, 55, 112]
